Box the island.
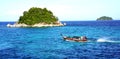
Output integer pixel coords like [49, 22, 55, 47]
[7, 7, 64, 27]
[97, 16, 113, 21]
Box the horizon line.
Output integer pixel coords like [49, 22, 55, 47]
[0, 20, 120, 22]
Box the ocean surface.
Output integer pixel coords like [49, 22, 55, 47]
[0, 20, 120, 59]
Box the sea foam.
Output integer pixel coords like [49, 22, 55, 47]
[97, 37, 114, 42]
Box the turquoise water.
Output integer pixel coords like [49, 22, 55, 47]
[0, 21, 120, 59]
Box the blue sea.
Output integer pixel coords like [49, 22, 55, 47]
[0, 20, 120, 59]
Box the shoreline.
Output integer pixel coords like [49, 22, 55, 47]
[7, 21, 64, 27]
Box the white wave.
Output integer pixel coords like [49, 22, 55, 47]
[97, 38, 114, 42]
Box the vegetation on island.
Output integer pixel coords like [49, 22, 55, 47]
[97, 16, 113, 21]
[18, 7, 58, 25]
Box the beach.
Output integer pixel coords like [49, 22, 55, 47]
[7, 21, 64, 27]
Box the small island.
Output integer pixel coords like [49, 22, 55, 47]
[97, 16, 113, 21]
[7, 7, 64, 27]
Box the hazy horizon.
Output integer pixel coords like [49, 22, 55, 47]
[0, 0, 120, 21]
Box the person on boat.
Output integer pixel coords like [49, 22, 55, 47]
[80, 36, 87, 40]
[82, 36, 87, 41]
[78, 37, 81, 40]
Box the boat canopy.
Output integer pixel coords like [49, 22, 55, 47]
[72, 36, 80, 39]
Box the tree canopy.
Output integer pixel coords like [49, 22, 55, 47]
[18, 7, 58, 25]
[97, 16, 113, 21]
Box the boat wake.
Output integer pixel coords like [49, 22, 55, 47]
[96, 37, 120, 43]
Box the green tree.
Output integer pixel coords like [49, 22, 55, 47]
[97, 16, 113, 21]
[18, 7, 58, 25]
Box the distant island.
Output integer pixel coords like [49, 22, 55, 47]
[97, 16, 113, 21]
[7, 7, 64, 27]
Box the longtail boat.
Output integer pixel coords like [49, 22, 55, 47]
[62, 36, 87, 42]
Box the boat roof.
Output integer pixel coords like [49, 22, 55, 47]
[72, 36, 80, 38]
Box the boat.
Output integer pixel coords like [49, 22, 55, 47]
[62, 36, 87, 42]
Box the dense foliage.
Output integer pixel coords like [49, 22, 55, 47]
[97, 16, 113, 21]
[18, 7, 58, 25]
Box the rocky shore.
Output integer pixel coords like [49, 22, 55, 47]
[7, 21, 64, 27]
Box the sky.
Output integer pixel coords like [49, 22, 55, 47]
[0, 0, 120, 21]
